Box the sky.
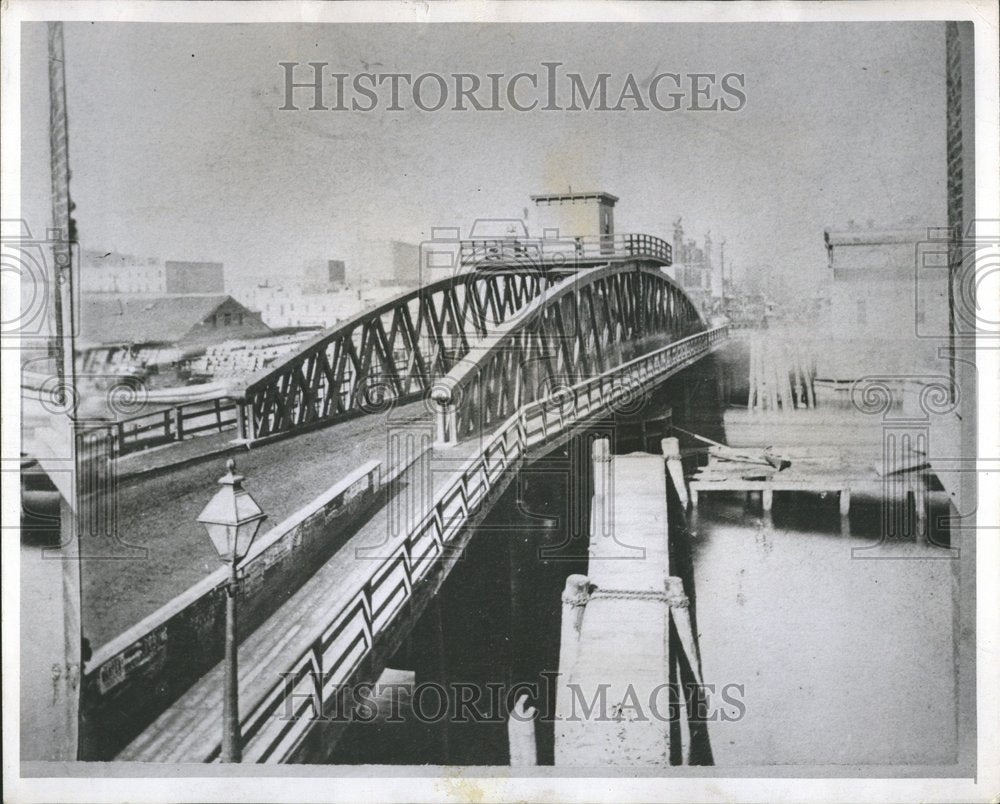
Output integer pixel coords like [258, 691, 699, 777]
[21, 21, 948, 298]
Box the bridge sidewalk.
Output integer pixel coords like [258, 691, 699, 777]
[118, 433, 484, 762]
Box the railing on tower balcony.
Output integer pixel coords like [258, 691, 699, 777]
[459, 233, 672, 268]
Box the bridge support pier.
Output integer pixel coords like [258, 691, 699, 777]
[557, 575, 591, 696]
[507, 695, 538, 766]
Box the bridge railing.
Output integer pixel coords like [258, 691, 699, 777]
[113, 397, 242, 455]
[516, 325, 730, 448]
[459, 232, 672, 267]
[230, 324, 729, 762]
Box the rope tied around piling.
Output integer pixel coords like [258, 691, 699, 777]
[561, 574, 593, 608]
[588, 588, 672, 604]
[561, 591, 592, 608]
[583, 578, 691, 608]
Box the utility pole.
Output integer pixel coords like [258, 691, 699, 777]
[20, 21, 84, 762]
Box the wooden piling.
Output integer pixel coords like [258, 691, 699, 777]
[662, 437, 689, 508]
[507, 695, 538, 767]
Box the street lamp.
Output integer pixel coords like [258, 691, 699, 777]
[197, 458, 267, 763]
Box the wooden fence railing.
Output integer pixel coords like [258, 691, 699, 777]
[113, 397, 242, 455]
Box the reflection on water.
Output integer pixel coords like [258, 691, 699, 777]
[690, 493, 958, 767]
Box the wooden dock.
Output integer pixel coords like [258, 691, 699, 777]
[688, 446, 928, 523]
[554, 439, 709, 767]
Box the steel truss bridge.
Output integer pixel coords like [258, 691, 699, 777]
[83, 234, 730, 763]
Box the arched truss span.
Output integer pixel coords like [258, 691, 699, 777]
[237, 270, 564, 440]
[431, 264, 707, 443]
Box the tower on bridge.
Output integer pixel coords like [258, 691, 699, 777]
[530, 190, 618, 241]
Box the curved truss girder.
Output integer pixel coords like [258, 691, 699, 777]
[237, 270, 565, 440]
[431, 263, 706, 442]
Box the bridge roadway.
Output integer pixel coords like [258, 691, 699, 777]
[117, 355, 721, 762]
[77, 241, 726, 762]
[85, 400, 434, 648]
[116, 413, 494, 762]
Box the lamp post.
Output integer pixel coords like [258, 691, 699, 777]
[197, 458, 267, 763]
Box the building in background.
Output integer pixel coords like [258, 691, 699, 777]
[352, 240, 421, 287]
[328, 259, 346, 286]
[80, 252, 225, 295]
[236, 282, 357, 329]
[301, 259, 347, 293]
[78, 293, 270, 386]
[820, 223, 946, 380]
[670, 218, 717, 315]
[234, 282, 413, 330]
[163, 260, 225, 294]
[80, 249, 165, 294]
[226, 242, 420, 330]
[79, 293, 269, 351]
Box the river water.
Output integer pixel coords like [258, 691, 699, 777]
[690, 494, 959, 767]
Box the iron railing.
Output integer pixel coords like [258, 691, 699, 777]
[459, 233, 672, 268]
